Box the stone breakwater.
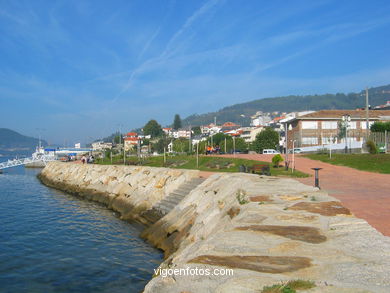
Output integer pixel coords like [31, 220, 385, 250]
[38, 162, 199, 224]
[39, 162, 390, 293]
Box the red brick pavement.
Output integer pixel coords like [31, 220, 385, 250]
[217, 154, 390, 236]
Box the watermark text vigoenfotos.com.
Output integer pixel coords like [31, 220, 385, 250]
[154, 266, 234, 278]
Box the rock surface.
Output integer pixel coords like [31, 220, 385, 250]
[39, 162, 390, 293]
[39, 162, 199, 224]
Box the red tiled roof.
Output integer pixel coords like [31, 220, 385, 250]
[124, 137, 139, 141]
[126, 132, 137, 136]
[298, 110, 390, 119]
[273, 116, 285, 122]
[222, 122, 239, 127]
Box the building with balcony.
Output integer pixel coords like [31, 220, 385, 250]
[286, 110, 390, 149]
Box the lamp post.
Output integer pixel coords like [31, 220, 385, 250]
[284, 122, 289, 170]
[342, 115, 351, 153]
[329, 136, 334, 159]
[233, 136, 236, 157]
[196, 143, 199, 168]
[292, 140, 296, 173]
[123, 135, 126, 165]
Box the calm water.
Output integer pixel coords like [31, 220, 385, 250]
[0, 157, 163, 293]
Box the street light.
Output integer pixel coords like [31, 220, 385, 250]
[233, 135, 236, 157]
[292, 139, 296, 172]
[342, 115, 351, 153]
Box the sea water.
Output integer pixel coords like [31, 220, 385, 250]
[0, 158, 162, 293]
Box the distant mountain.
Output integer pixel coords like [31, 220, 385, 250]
[0, 128, 47, 156]
[182, 84, 390, 126]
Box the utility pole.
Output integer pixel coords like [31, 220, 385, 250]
[189, 125, 192, 153]
[123, 141, 126, 165]
[292, 140, 296, 173]
[233, 136, 236, 157]
[118, 124, 122, 145]
[365, 87, 370, 140]
[285, 122, 289, 170]
[196, 143, 199, 168]
[137, 138, 141, 159]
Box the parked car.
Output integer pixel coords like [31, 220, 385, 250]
[377, 143, 386, 153]
[262, 149, 280, 154]
[288, 148, 303, 154]
[230, 149, 242, 154]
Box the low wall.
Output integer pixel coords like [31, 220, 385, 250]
[39, 161, 390, 293]
[38, 162, 199, 224]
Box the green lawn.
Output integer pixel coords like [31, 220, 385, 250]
[304, 153, 390, 174]
[96, 155, 309, 178]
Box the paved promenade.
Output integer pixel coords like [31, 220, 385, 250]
[218, 154, 390, 236]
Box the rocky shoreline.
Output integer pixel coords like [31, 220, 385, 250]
[39, 162, 390, 293]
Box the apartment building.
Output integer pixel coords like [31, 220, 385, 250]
[286, 110, 390, 148]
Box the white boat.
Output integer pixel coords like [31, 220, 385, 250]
[25, 145, 57, 168]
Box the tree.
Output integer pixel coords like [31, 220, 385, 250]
[143, 119, 163, 138]
[151, 138, 168, 154]
[211, 133, 228, 145]
[219, 136, 248, 153]
[371, 121, 390, 132]
[191, 126, 201, 135]
[252, 127, 279, 153]
[234, 137, 248, 152]
[112, 133, 121, 144]
[173, 138, 190, 153]
[173, 114, 182, 130]
[337, 121, 346, 140]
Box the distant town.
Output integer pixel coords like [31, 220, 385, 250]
[91, 99, 390, 158]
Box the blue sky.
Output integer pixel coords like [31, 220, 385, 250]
[1, 0, 390, 145]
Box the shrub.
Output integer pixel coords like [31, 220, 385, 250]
[316, 148, 328, 155]
[272, 154, 284, 167]
[366, 140, 378, 154]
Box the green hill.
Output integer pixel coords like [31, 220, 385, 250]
[0, 128, 47, 155]
[183, 84, 390, 126]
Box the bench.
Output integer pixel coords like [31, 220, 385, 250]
[247, 164, 271, 176]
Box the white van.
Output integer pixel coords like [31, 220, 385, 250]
[262, 149, 280, 154]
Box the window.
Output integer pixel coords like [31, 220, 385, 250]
[322, 137, 337, 144]
[347, 121, 356, 129]
[361, 121, 374, 129]
[302, 121, 318, 129]
[322, 121, 337, 129]
[302, 137, 318, 145]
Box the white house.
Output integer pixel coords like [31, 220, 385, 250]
[250, 111, 272, 127]
[172, 129, 192, 139]
[92, 141, 113, 151]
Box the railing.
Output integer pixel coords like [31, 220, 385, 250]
[0, 155, 57, 170]
[370, 131, 389, 152]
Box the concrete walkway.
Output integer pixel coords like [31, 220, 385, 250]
[218, 154, 390, 236]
